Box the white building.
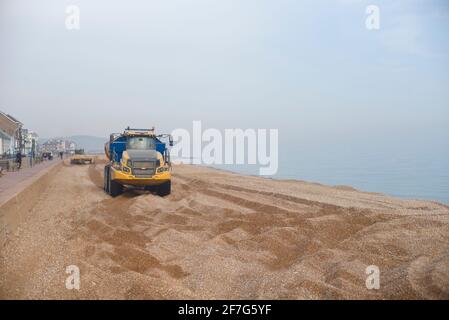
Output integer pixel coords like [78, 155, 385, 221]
[41, 138, 76, 154]
[23, 130, 39, 155]
[0, 111, 22, 157]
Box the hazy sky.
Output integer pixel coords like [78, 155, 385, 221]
[1, 0, 448, 141]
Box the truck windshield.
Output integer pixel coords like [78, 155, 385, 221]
[127, 136, 156, 150]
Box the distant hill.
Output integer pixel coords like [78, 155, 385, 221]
[40, 135, 107, 153]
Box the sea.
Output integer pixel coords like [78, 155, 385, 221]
[209, 133, 449, 205]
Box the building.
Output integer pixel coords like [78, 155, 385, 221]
[41, 138, 76, 154]
[0, 110, 23, 157]
[23, 129, 39, 156]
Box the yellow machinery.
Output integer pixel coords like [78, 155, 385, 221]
[70, 149, 96, 164]
[103, 127, 173, 197]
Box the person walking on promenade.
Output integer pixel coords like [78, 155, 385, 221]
[16, 151, 22, 170]
[59, 151, 63, 160]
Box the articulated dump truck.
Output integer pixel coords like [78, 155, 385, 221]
[70, 149, 96, 165]
[104, 127, 173, 197]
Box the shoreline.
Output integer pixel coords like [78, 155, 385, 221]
[190, 163, 449, 207]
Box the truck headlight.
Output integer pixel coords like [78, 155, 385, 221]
[157, 167, 168, 173]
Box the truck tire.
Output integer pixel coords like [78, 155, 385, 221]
[108, 171, 123, 197]
[104, 165, 110, 194]
[157, 180, 171, 197]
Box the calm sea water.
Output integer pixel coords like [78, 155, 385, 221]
[210, 134, 449, 205]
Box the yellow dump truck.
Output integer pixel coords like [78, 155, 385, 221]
[103, 127, 173, 197]
[70, 149, 95, 164]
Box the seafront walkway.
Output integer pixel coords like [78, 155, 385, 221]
[0, 159, 61, 206]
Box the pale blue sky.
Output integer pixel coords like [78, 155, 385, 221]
[0, 0, 448, 141]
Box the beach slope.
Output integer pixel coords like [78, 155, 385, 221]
[1, 162, 448, 299]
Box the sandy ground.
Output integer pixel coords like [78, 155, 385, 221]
[1, 160, 448, 299]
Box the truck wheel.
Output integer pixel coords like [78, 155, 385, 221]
[108, 172, 123, 197]
[104, 165, 110, 193]
[157, 180, 171, 197]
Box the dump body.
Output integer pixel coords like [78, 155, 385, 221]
[103, 128, 171, 196]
